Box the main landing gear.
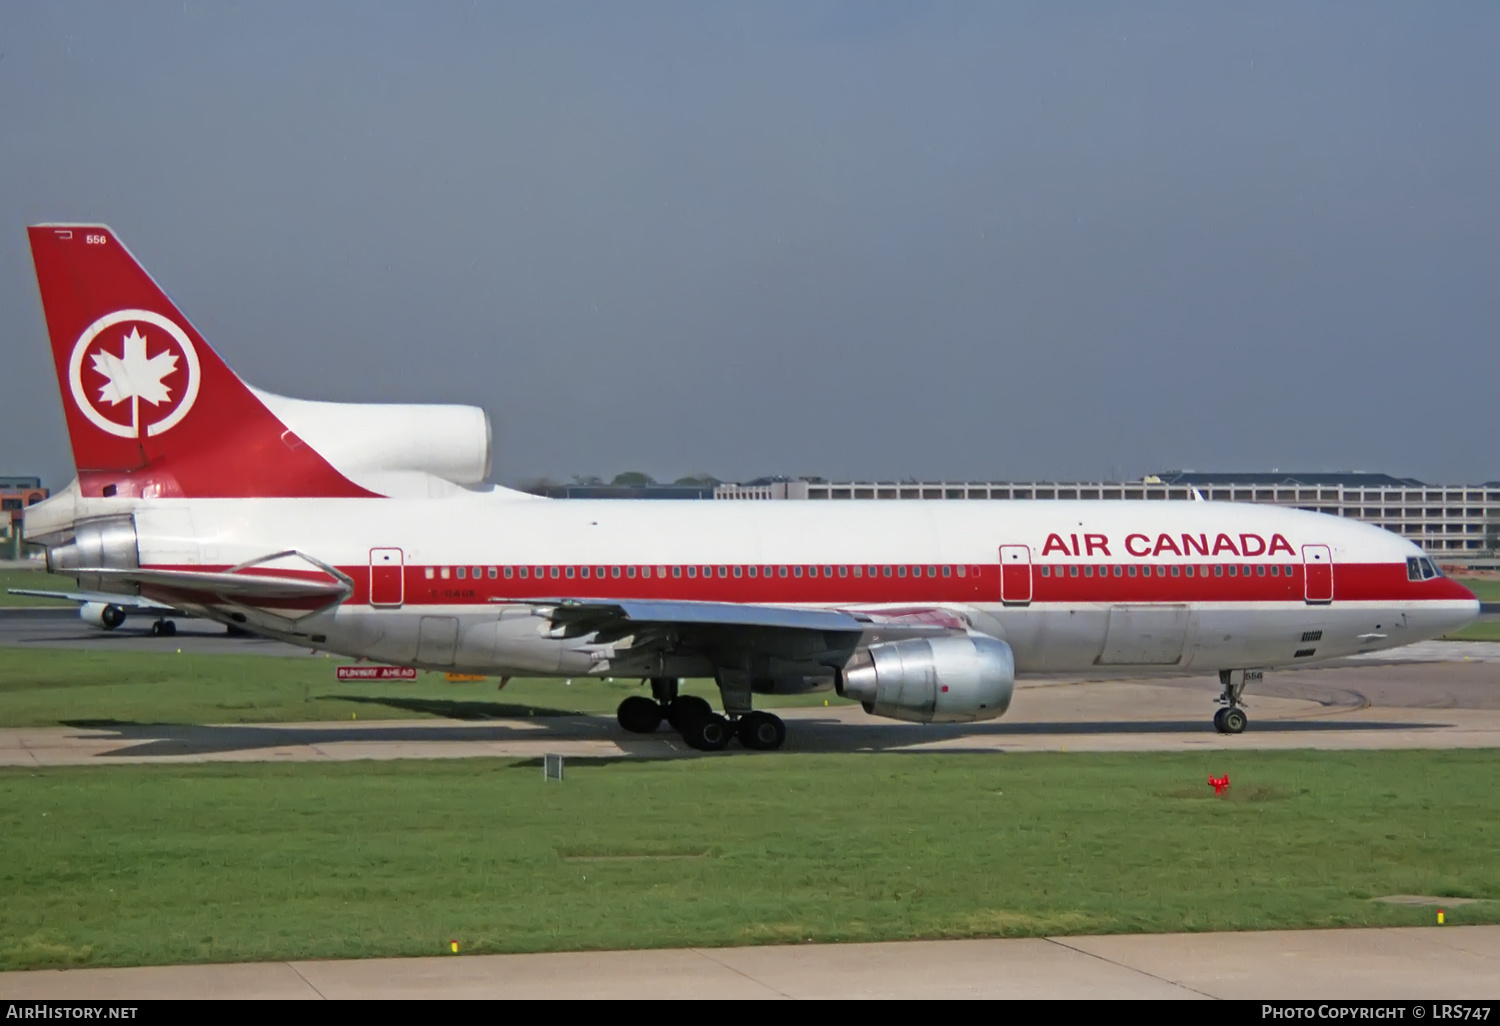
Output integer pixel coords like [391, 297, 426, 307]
[1213, 669, 1260, 734]
[149, 619, 177, 637]
[615, 677, 787, 752]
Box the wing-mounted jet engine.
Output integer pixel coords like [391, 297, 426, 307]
[838, 633, 1015, 723]
[79, 600, 126, 630]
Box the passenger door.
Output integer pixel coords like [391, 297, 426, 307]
[1302, 544, 1333, 604]
[999, 545, 1032, 605]
[369, 548, 404, 607]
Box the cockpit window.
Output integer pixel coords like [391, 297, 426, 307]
[1409, 556, 1441, 581]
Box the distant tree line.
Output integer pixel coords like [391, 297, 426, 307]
[514, 471, 721, 496]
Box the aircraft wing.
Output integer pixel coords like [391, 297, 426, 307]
[539, 599, 869, 639]
[527, 598, 969, 636]
[511, 598, 971, 673]
[504, 598, 868, 678]
[6, 588, 178, 613]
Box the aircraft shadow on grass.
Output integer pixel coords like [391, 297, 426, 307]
[7, 627, 307, 653]
[14, 630, 222, 644]
[766, 715, 1445, 756]
[55, 708, 1445, 760]
[58, 712, 612, 759]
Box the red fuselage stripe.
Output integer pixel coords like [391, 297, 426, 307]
[147, 561, 1476, 607]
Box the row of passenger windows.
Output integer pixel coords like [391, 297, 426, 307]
[419, 563, 1308, 582]
[1039, 564, 1298, 579]
[424, 564, 981, 581]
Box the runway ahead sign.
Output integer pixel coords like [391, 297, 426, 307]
[336, 666, 417, 681]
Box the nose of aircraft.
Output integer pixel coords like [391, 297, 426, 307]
[1437, 579, 1483, 636]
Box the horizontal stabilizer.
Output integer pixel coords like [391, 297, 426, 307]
[71, 567, 351, 601]
[7, 588, 176, 612]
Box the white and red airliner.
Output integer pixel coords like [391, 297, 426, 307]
[22, 225, 1479, 750]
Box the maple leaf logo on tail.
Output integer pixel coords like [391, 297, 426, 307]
[67, 309, 202, 440]
[91, 327, 179, 434]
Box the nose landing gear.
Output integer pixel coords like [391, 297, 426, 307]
[1213, 706, 1248, 734]
[614, 676, 787, 752]
[1214, 669, 1259, 734]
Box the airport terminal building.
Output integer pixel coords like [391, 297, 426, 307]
[1, 475, 49, 560]
[712, 472, 1500, 559]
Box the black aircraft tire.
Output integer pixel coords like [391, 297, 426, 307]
[617, 695, 663, 734]
[681, 712, 732, 752]
[161, 620, 177, 637]
[1222, 708, 1248, 734]
[737, 711, 786, 751]
[666, 695, 713, 731]
[1212, 708, 1228, 734]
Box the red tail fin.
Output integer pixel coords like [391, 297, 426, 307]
[28, 225, 375, 498]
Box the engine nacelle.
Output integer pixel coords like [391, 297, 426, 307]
[252, 388, 491, 487]
[842, 634, 1015, 724]
[46, 515, 140, 595]
[80, 601, 126, 630]
[45, 515, 139, 573]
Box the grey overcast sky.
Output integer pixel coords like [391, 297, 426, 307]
[2, 2, 1497, 489]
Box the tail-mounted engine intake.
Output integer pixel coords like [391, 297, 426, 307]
[45, 515, 139, 594]
[841, 634, 1015, 724]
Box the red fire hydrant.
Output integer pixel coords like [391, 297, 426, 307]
[1208, 774, 1231, 797]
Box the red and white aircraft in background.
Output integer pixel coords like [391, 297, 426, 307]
[22, 225, 1478, 750]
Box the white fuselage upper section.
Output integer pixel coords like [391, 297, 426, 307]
[48, 489, 1469, 678]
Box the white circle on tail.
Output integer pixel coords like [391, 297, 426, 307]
[68, 309, 202, 439]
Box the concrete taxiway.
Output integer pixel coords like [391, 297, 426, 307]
[1, 645, 1496, 766]
[0, 608, 318, 657]
[2, 926, 1497, 999]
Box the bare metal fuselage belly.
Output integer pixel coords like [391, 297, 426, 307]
[246, 597, 1454, 681]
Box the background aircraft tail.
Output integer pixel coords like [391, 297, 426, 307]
[28, 224, 375, 498]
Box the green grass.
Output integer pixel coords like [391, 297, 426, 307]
[0, 568, 72, 607]
[1453, 577, 1500, 602]
[1442, 620, 1500, 642]
[0, 648, 851, 729]
[1441, 573, 1500, 640]
[1, 751, 1496, 970]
